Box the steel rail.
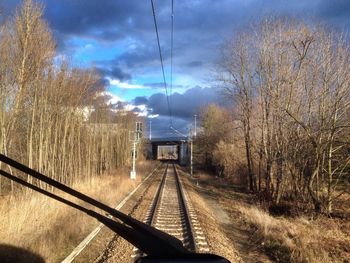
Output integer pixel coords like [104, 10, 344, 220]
[146, 164, 168, 225]
[62, 163, 164, 263]
[173, 164, 196, 251]
[144, 163, 196, 252]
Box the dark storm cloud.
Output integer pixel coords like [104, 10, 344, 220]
[147, 115, 191, 139]
[3, 0, 350, 73]
[319, 0, 350, 19]
[133, 96, 148, 106]
[147, 86, 224, 119]
[94, 43, 168, 77]
[186, 61, 204, 68]
[65, 0, 349, 79]
[43, 1, 151, 38]
[117, 44, 163, 68]
[96, 66, 131, 81]
[4, 1, 350, 42]
[142, 86, 230, 138]
[1, 0, 154, 50]
[97, 77, 110, 87]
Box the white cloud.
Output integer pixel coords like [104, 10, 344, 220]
[148, 114, 159, 119]
[124, 103, 149, 117]
[102, 91, 125, 104]
[84, 43, 94, 49]
[135, 104, 148, 117]
[95, 92, 153, 118]
[136, 104, 147, 111]
[137, 111, 148, 117]
[124, 104, 136, 111]
[99, 91, 124, 104]
[108, 78, 146, 89]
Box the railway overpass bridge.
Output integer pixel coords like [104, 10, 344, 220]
[145, 137, 190, 165]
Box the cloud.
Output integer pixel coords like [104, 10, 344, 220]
[146, 115, 192, 139]
[132, 104, 148, 117]
[121, 86, 226, 137]
[98, 91, 124, 104]
[43, 1, 150, 39]
[117, 43, 163, 69]
[119, 103, 148, 117]
[4, 0, 349, 88]
[96, 92, 151, 117]
[4, 1, 350, 49]
[148, 114, 159, 119]
[3, 0, 350, 137]
[318, 1, 350, 28]
[96, 66, 131, 82]
[108, 78, 145, 89]
[142, 82, 185, 89]
[146, 86, 224, 119]
[185, 61, 204, 68]
[69, 0, 348, 86]
[133, 96, 149, 105]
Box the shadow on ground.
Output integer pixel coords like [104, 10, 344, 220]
[0, 244, 45, 263]
[182, 171, 272, 263]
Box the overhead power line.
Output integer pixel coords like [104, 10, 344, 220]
[170, 0, 174, 126]
[150, 0, 172, 124]
[170, 126, 188, 138]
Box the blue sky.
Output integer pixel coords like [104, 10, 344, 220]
[1, 0, 350, 137]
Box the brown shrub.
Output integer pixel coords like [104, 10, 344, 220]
[238, 205, 350, 262]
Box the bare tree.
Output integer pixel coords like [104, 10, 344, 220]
[215, 19, 350, 213]
[219, 34, 257, 191]
[0, 0, 137, 195]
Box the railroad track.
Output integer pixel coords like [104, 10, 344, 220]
[133, 163, 209, 259]
[62, 164, 164, 263]
[62, 162, 209, 262]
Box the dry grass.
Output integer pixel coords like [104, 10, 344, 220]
[0, 161, 157, 263]
[188, 171, 350, 263]
[237, 205, 350, 262]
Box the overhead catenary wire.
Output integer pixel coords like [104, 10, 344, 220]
[170, 0, 174, 126]
[150, 0, 188, 138]
[170, 126, 188, 138]
[150, 0, 172, 124]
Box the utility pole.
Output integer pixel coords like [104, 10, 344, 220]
[149, 120, 152, 141]
[190, 137, 193, 176]
[130, 122, 142, 179]
[190, 114, 197, 176]
[130, 140, 137, 179]
[194, 114, 197, 138]
[189, 129, 193, 177]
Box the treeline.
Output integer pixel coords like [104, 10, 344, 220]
[0, 0, 135, 195]
[196, 20, 350, 214]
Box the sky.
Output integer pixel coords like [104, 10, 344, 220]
[1, 0, 350, 138]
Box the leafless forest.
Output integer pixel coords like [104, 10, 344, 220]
[0, 0, 137, 196]
[196, 20, 350, 215]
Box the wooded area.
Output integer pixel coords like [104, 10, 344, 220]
[0, 0, 136, 196]
[196, 20, 350, 214]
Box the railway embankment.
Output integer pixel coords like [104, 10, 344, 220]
[179, 169, 350, 263]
